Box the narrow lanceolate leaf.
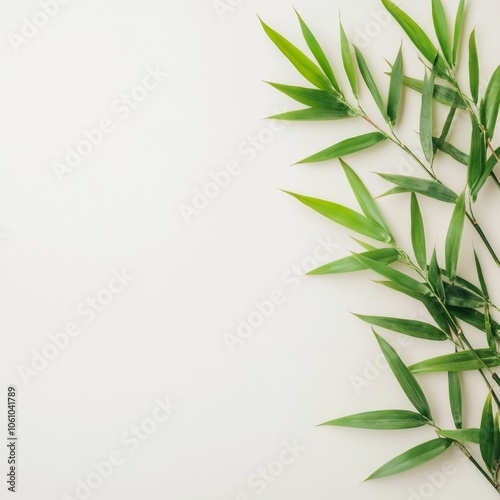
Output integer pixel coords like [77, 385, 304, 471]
[420, 72, 435, 163]
[354, 254, 431, 296]
[468, 122, 487, 199]
[424, 297, 452, 334]
[366, 439, 451, 480]
[354, 46, 388, 122]
[320, 410, 428, 430]
[284, 191, 390, 242]
[410, 193, 427, 269]
[378, 173, 458, 203]
[308, 248, 399, 275]
[444, 190, 465, 280]
[340, 160, 392, 238]
[356, 314, 447, 341]
[438, 428, 480, 443]
[452, 0, 465, 64]
[260, 19, 332, 90]
[432, 0, 451, 64]
[387, 47, 403, 126]
[468, 30, 480, 104]
[448, 306, 500, 339]
[265, 83, 346, 110]
[298, 132, 387, 164]
[295, 10, 340, 91]
[483, 65, 500, 139]
[495, 413, 500, 465]
[474, 250, 489, 298]
[339, 21, 357, 98]
[402, 76, 465, 108]
[374, 332, 432, 420]
[445, 274, 485, 298]
[268, 108, 356, 121]
[480, 392, 495, 472]
[448, 371, 463, 429]
[434, 107, 457, 155]
[443, 283, 485, 308]
[485, 307, 496, 352]
[381, 0, 441, 70]
[410, 349, 500, 374]
[429, 249, 445, 300]
[433, 139, 469, 165]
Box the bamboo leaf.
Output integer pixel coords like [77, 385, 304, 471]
[387, 46, 403, 126]
[448, 371, 463, 429]
[401, 76, 465, 108]
[448, 306, 500, 339]
[469, 121, 487, 200]
[339, 20, 357, 98]
[266, 82, 347, 110]
[308, 248, 399, 275]
[298, 132, 387, 164]
[374, 331, 433, 420]
[438, 428, 480, 443]
[480, 392, 495, 472]
[378, 173, 458, 203]
[410, 349, 500, 373]
[356, 314, 447, 341]
[377, 186, 410, 199]
[429, 249, 446, 300]
[432, 0, 451, 64]
[295, 10, 340, 91]
[420, 72, 435, 163]
[485, 307, 496, 351]
[469, 30, 480, 104]
[366, 438, 452, 480]
[452, 0, 465, 65]
[354, 46, 388, 122]
[260, 18, 333, 90]
[284, 191, 390, 242]
[445, 190, 465, 280]
[268, 108, 356, 121]
[443, 282, 485, 308]
[495, 413, 500, 465]
[320, 409, 428, 429]
[483, 65, 500, 139]
[433, 139, 469, 165]
[474, 250, 489, 298]
[434, 107, 457, 155]
[410, 193, 427, 269]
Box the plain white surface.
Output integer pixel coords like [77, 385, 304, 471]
[1, 0, 500, 499]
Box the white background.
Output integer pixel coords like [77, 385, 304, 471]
[1, 0, 500, 499]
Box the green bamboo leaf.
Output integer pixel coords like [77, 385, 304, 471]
[443, 272, 485, 298]
[475, 146, 500, 190]
[374, 332, 433, 420]
[284, 191, 390, 242]
[448, 306, 500, 339]
[483, 65, 500, 139]
[298, 132, 387, 164]
[432, 0, 451, 64]
[429, 249, 446, 300]
[366, 438, 452, 480]
[354, 254, 431, 296]
[356, 314, 447, 341]
[308, 248, 399, 275]
[341, 160, 392, 238]
[474, 250, 489, 298]
[410, 193, 427, 270]
[378, 173, 458, 203]
[438, 428, 480, 443]
[351, 237, 377, 251]
[339, 20, 357, 98]
[387, 46, 403, 126]
[495, 413, 500, 465]
[295, 10, 340, 92]
[434, 107, 457, 155]
[469, 122, 488, 200]
[452, 0, 465, 65]
[377, 186, 410, 199]
[265, 82, 346, 110]
[268, 108, 356, 121]
[260, 18, 332, 90]
[469, 30, 480, 104]
[480, 392, 495, 472]
[320, 410, 428, 430]
[420, 71, 435, 163]
[354, 46, 388, 122]
[485, 307, 496, 351]
[443, 282, 485, 308]
[444, 190, 465, 280]
[401, 76, 465, 108]
[433, 139, 469, 165]
[410, 349, 500, 373]
[448, 371, 463, 429]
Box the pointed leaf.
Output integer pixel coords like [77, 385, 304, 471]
[445, 190, 465, 280]
[469, 30, 479, 103]
[366, 438, 452, 480]
[474, 250, 489, 298]
[469, 121, 487, 200]
[320, 410, 428, 430]
[452, 0, 465, 65]
[432, 0, 452, 64]
[438, 428, 480, 443]
[401, 76, 465, 108]
[483, 65, 500, 139]
[494, 412, 500, 465]
[420, 71, 435, 163]
[448, 306, 500, 339]
[480, 392, 495, 472]
[434, 107, 457, 155]
[410, 193, 427, 269]
[268, 108, 356, 121]
[387, 46, 404, 126]
[266, 82, 346, 110]
[298, 132, 387, 164]
[339, 20, 357, 98]
[444, 282, 485, 308]
[433, 139, 469, 165]
[429, 249, 446, 300]
[448, 371, 463, 429]
[410, 349, 500, 373]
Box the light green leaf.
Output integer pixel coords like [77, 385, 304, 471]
[260, 18, 332, 90]
[410, 193, 427, 269]
[410, 349, 500, 373]
[295, 10, 340, 91]
[321, 410, 428, 429]
[401, 76, 465, 108]
[432, 0, 451, 64]
[469, 122, 487, 200]
[448, 371, 463, 429]
[356, 314, 447, 341]
[438, 428, 480, 443]
[469, 30, 479, 104]
[429, 249, 446, 300]
[483, 65, 500, 139]
[265, 82, 346, 110]
[268, 108, 356, 121]
[374, 332, 433, 420]
[387, 46, 404, 126]
[434, 107, 457, 155]
[433, 139, 469, 165]
[366, 438, 452, 480]
[480, 392, 495, 472]
[377, 186, 410, 199]
[452, 0, 465, 65]
[298, 132, 387, 164]
[421, 71, 435, 163]
[339, 20, 357, 98]
[474, 250, 489, 298]
[284, 191, 390, 242]
[445, 190, 465, 280]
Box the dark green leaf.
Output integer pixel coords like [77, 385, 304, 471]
[438, 428, 480, 443]
[402, 76, 465, 108]
[298, 132, 387, 164]
[485, 307, 496, 351]
[387, 46, 404, 126]
[443, 282, 485, 308]
[480, 391, 495, 472]
[434, 107, 457, 155]
[410, 193, 427, 269]
[266, 82, 346, 110]
[429, 249, 446, 300]
[469, 30, 479, 103]
[448, 371, 463, 429]
[432, 0, 451, 64]
[474, 250, 489, 298]
[495, 412, 500, 465]
[320, 409, 428, 429]
[469, 119, 487, 200]
[366, 438, 452, 480]
[448, 306, 500, 339]
[410, 349, 500, 373]
[420, 72, 435, 163]
[433, 139, 469, 165]
[483, 65, 500, 139]
[445, 190, 465, 280]
[268, 108, 356, 121]
[452, 0, 465, 65]
[339, 20, 357, 98]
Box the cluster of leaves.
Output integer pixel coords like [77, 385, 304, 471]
[262, 0, 500, 494]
